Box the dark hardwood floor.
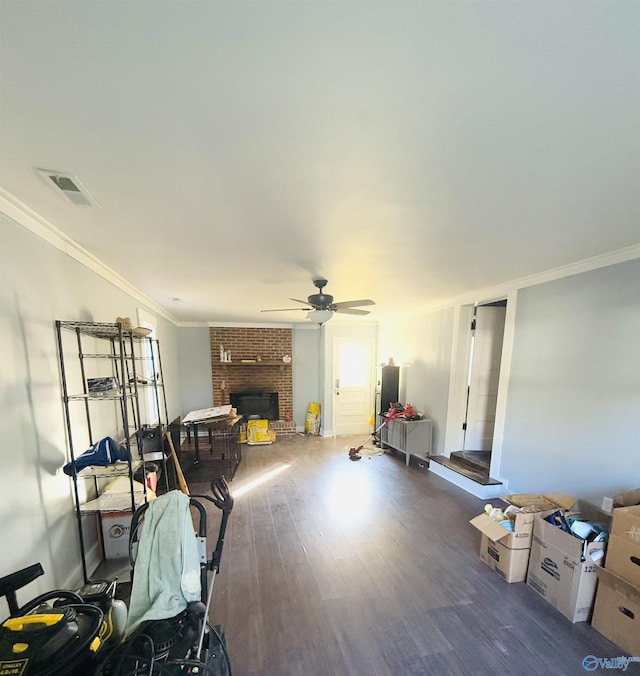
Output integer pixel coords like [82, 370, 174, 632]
[189, 434, 632, 676]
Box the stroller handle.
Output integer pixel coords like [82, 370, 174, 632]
[210, 476, 234, 514]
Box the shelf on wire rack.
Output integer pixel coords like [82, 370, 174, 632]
[57, 321, 155, 341]
[79, 491, 147, 514]
[76, 460, 142, 479]
[67, 391, 137, 401]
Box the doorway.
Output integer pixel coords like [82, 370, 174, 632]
[332, 337, 375, 435]
[442, 293, 516, 488]
[463, 301, 507, 452]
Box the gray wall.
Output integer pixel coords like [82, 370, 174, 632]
[292, 327, 320, 430]
[377, 308, 455, 454]
[175, 326, 322, 429]
[0, 213, 181, 613]
[177, 327, 213, 415]
[501, 259, 640, 506]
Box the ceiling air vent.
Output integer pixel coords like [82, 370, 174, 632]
[36, 169, 99, 206]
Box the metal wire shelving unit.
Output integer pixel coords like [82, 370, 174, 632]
[55, 320, 169, 582]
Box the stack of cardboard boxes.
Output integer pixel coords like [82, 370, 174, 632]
[591, 505, 640, 655]
[469, 493, 576, 584]
[470, 493, 609, 624]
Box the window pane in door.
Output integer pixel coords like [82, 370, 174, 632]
[339, 344, 367, 387]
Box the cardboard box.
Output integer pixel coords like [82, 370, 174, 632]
[526, 512, 606, 622]
[611, 504, 640, 545]
[470, 494, 578, 585]
[479, 534, 530, 583]
[470, 493, 576, 552]
[101, 511, 133, 559]
[470, 511, 536, 550]
[606, 534, 640, 588]
[503, 492, 576, 513]
[592, 566, 640, 656]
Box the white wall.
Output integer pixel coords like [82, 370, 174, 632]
[377, 259, 640, 512]
[0, 213, 180, 614]
[501, 259, 640, 507]
[377, 308, 455, 454]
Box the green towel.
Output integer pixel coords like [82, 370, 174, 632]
[126, 490, 201, 634]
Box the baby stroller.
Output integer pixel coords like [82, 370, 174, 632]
[98, 476, 234, 675]
[0, 476, 233, 676]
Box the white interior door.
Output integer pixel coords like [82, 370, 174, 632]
[464, 305, 506, 451]
[333, 338, 374, 436]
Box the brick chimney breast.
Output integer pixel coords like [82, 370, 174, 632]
[210, 327, 293, 420]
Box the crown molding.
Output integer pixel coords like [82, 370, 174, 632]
[5, 184, 637, 326]
[405, 243, 640, 316]
[208, 321, 297, 329]
[1, 188, 179, 325]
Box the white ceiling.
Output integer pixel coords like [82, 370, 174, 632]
[1, 1, 639, 324]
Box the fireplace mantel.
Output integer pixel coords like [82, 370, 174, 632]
[218, 361, 291, 367]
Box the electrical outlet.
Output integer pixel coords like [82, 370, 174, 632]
[601, 496, 614, 514]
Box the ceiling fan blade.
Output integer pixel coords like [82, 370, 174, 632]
[266, 281, 374, 316]
[334, 307, 370, 315]
[289, 298, 314, 307]
[331, 299, 375, 309]
[261, 307, 309, 312]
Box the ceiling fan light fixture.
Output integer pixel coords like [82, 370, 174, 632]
[307, 309, 333, 325]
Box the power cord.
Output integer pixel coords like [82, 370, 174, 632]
[358, 446, 384, 457]
[99, 625, 231, 676]
[208, 622, 233, 676]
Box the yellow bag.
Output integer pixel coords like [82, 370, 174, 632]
[305, 402, 321, 435]
[247, 419, 275, 445]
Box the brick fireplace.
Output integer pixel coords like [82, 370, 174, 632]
[210, 327, 293, 429]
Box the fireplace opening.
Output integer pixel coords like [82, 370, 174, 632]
[230, 391, 279, 421]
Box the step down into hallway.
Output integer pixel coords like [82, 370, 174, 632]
[429, 450, 504, 499]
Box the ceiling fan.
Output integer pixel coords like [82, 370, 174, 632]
[261, 279, 375, 323]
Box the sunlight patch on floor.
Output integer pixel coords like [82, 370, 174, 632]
[231, 463, 291, 498]
[325, 471, 372, 517]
